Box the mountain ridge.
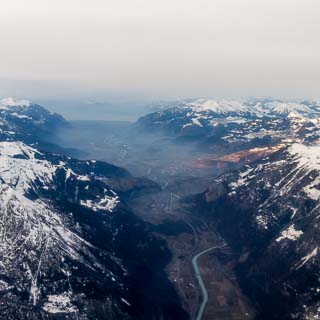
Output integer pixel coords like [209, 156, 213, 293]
[185, 141, 320, 319]
[0, 98, 188, 319]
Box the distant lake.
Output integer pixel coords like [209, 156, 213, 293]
[36, 99, 155, 121]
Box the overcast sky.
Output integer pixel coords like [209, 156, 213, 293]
[0, 0, 320, 101]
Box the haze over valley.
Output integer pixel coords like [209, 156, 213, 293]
[0, 96, 316, 319]
[1, 1, 320, 319]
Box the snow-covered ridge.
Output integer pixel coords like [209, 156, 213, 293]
[228, 143, 320, 202]
[187, 99, 247, 113]
[288, 144, 320, 200]
[0, 97, 31, 109]
[0, 141, 119, 212]
[185, 98, 320, 118]
[0, 141, 41, 159]
[0, 141, 122, 306]
[0, 141, 56, 194]
[140, 98, 320, 143]
[289, 143, 320, 169]
[138, 98, 320, 146]
[0, 182, 93, 307]
[0, 142, 119, 309]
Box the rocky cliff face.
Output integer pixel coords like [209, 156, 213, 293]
[188, 143, 320, 319]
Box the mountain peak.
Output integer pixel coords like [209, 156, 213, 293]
[0, 97, 31, 109]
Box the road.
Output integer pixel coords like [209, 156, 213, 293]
[192, 246, 222, 320]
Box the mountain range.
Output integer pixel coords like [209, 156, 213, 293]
[136, 98, 320, 150]
[2, 96, 320, 319]
[137, 98, 320, 319]
[0, 98, 187, 319]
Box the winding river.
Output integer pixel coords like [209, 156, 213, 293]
[192, 246, 222, 320]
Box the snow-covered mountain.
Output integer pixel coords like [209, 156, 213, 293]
[0, 98, 187, 319]
[187, 142, 320, 319]
[138, 97, 320, 319]
[5, 95, 320, 319]
[0, 97, 72, 156]
[136, 98, 320, 149]
[0, 97, 67, 134]
[135, 97, 320, 319]
[185, 98, 320, 117]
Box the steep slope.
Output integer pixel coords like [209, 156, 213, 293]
[0, 99, 188, 319]
[188, 143, 320, 319]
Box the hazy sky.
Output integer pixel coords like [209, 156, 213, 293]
[0, 0, 320, 101]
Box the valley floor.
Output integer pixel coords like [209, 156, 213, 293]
[129, 186, 255, 320]
[56, 120, 258, 319]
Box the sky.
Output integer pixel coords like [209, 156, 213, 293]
[0, 0, 320, 106]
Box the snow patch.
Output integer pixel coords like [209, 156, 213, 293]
[80, 193, 119, 212]
[43, 293, 78, 314]
[276, 225, 303, 242]
[255, 215, 269, 230]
